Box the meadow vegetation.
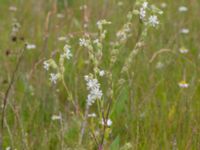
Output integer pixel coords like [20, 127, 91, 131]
[0, 0, 200, 149]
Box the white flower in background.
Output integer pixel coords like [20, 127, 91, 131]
[178, 80, 189, 88]
[139, 2, 148, 20]
[80, 5, 87, 10]
[26, 44, 36, 50]
[43, 61, 50, 70]
[179, 47, 189, 54]
[88, 113, 97, 118]
[79, 38, 88, 47]
[156, 61, 164, 69]
[148, 15, 159, 27]
[99, 70, 105, 77]
[142, 2, 148, 9]
[96, 20, 111, 30]
[85, 75, 103, 106]
[139, 8, 146, 20]
[58, 36, 67, 41]
[180, 28, 189, 34]
[160, 2, 167, 8]
[57, 13, 64, 18]
[93, 39, 100, 44]
[101, 119, 112, 127]
[6, 147, 11, 150]
[51, 114, 62, 121]
[9, 6, 17, 11]
[117, 1, 124, 6]
[62, 44, 72, 60]
[178, 6, 188, 12]
[49, 73, 58, 84]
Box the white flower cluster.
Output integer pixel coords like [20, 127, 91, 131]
[96, 19, 111, 30]
[84, 75, 103, 106]
[138, 1, 161, 28]
[101, 118, 112, 127]
[139, 2, 148, 20]
[43, 44, 72, 84]
[148, 15, 159, 27]
[61, 44, 73, 60]
[26, 43, 36, 50]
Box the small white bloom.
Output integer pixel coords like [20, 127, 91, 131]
[180, 28, 189, 34]
[142, 2, 148, 9]
[57, 13, 64, 18]
[139, 8, 146, 20]
[93, 39, 100, 44]
[43, 61, 50, 71]
[51, 114, 62, 120]
[99, 70, 105, 77]
[26, 44, 36, 50]
[148, 15, 159, 27]
[179, 47, 189, 54]
[85, 75, 103, 106]
[63, 44, 72, 60]
[102, 119, 112, 127]
[178, 80, 189, 88]
[79, 38, 88, 47]
[58, 36, 67, 41]
[80, 5, 87, 10]
[9, 6, 17, 11]
[49, 73, 58, 84]
[156, 61, 164, 69]
[6, 147, 11, 150]
[160, 2, 167, 8]
[96, 20, 111, 30]
[117, 1, 123, 6]
[178, 6, 188, 12]
[88, 113, 97, 118]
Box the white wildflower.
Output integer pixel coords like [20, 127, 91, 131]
[148, 15, 159, 27]
[43, 61, 50, 71]
[160, 3, 167, 8]
[26, 44, 36, 50]
[179, 47, 189, 54]
[96, 20, 111, 30]
[178, 80, 189, 88]
[101, 119, 112, 127]
[139, 8, 146, 20]
[79, 38, 88, 47]
[99, 70, 105, 77]
[63, 44, 72, 60]
[49, 73, 58, 84]
[180, 28, 189, 34]
[156, 61, 164, 69]
[51, 114, 62, 121]
[85, 75, 103, 106]
[178, 6, 188, 12]
[6, 147, 11, 150]
[139, 2, 148, 20]
[9, 6, 17, 11]
[117, 1, 124, 6]
[57, 13, 64, 18]
[88, 113, 97, 118]
[142, 2, 148, 9]
[58, 36, 67, 41]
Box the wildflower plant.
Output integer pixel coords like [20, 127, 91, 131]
[43, 0, 163, 149]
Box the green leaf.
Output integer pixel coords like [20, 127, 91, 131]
[110, 136, 120, 150]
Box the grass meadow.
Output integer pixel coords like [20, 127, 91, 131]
[0, 0, 200, 149]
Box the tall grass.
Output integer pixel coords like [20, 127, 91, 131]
[0, 0, 200, 149]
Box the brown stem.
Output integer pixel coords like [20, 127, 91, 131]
[1, 46, 26, 147]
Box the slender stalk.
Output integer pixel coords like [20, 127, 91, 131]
[1, 46, 26, 148]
